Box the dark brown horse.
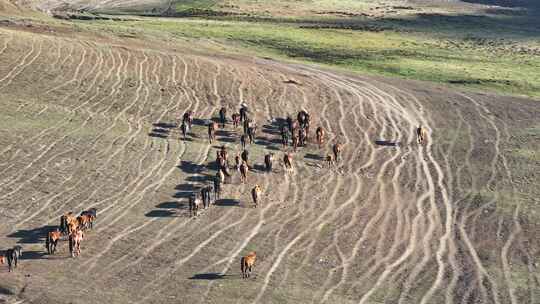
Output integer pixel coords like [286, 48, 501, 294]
[5, 246, 22, 272]
[232, 113, 240, 128]
[283, 153, 293, 173]
[182, 111, 193, 128]
[325, 154, 334, 168]
[241, 251, 257, 279]
[264, 153, 273, 172]
[219, 107, 227, 128]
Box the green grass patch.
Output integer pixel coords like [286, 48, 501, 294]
[83, 16, 540, 98]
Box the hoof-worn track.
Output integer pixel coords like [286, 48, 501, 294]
[0, 26, 539, 304]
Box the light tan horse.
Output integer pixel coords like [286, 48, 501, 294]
[416, 125, 428, 145]
[316, 127, 325, 149]
[240, 251, 257, 278]
[69, 229, 84, 258]
[251, 185, 262, 208]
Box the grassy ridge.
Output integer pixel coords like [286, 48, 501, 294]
[85, 13, 540, 98]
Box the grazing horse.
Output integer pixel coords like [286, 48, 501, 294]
[240, 134, 247, 150]
[239, 162, 248, 184]
[219, 107, 227, 128]
[316, 127, 325, 149]
[280, 125, 289, 148]
[325, 154, 334, 168]
[46, 229, 62, 254]
[241, 150, 249, 167]
[417, 125, 428, 145]
[283, 153, 293, 173]
[232, 113, 240, 128]
[69, 229, 83, 258]
[239, 104, 248, 122]
[5, 246, 22, 272]
[251, 185, 262, 208]
[213, 174, 222, 200]
[333, 143, 342, 163]
[182, 111, 193, 128]
[240, 251, 257, 279]
[189, 194, 203, 217]
[264, 153, 273, 172]
[180, 120, 190, 140]
[208, 122, 218, 143]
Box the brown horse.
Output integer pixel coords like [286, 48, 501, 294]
[239, 162, 248, 183]
[283, 153, 293, 173]
[208, 122, 218, 143]
[69, 229, 84, 258]
[251, 185, 262, 208]
[264, 153, 273, 173]
[0, 255, 4, 265]
[61, 213, 78, 235]
[333, 143, 342, 163]
[416, 125, 428, 146]
[292, 134, 299, 152]
[46, 229, 62, 254]
[182, 111, 193, 128]
[241, 251, 257, 279]
[325, 154, 334, 168]
[219, 107, 227, 128]
[241, 150, 249, 168]
[232, 113, 240, 128]
[316, 127, 325, 149]
[77, 214, 93, 231]
[189, 194, 203, 217]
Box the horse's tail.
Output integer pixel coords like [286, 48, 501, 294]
[68, 235, 73, 256]
[240, 257, 246, 276]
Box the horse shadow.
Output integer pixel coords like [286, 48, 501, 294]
[6, 225, 58, 244]
[156, 201, 188, 209]
[145, 210, 177, 217]
[192, 118, 207, 126]
[19, 250, 47, 260]
[252, 164, 266, 172]
[153, 122, 176, 129]
[215, 199, 241, 207]
[189, 273, 233, 280]
[262, 124, 280, 136]
[185, 174, 214, 183]
[375, 140, 397, 147]
[178, 161, 205, 174]
[304, 153, 323, 161]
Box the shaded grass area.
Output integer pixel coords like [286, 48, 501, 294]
[80, 15, 540, 98]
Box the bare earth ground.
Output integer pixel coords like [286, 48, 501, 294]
[0, 9, 539, 304]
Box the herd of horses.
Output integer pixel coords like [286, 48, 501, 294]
[1, 102, 429, 280]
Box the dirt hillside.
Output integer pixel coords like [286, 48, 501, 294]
[0, 9, 539, 304]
